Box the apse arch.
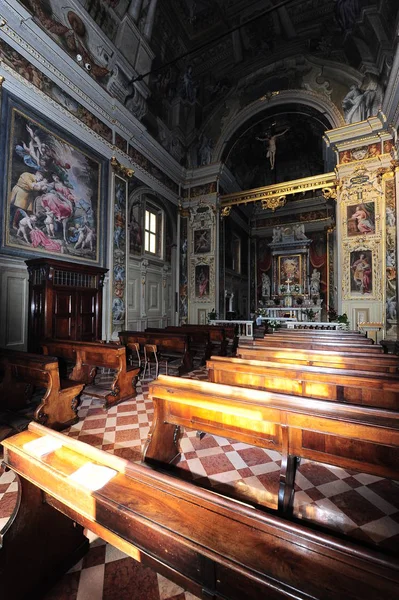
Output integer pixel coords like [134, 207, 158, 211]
[213, 89, 345, 164]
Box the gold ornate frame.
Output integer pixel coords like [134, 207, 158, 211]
[342, 239, 381, 300]
[278, 254, 302, 289]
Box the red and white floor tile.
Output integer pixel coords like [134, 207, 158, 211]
[0, 368, 398, 598]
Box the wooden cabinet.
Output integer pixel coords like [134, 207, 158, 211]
[26, 259, 108, 353]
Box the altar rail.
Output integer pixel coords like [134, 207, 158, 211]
[286, 321, 348, 330]
[209, 320, 253, 338]
[264, 307, 322, 320]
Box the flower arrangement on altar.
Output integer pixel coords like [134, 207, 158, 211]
[279, 283, 301, 294]
[267, 319, 282, 331]
[302, 308, 317, 321]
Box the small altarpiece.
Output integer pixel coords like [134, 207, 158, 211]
[261, 224, 322, 318]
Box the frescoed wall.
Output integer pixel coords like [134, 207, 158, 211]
[111, 174, 127, 337]
[328, 123, 398, 334]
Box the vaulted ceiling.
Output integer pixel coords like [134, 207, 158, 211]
[13, 0, 399, 182]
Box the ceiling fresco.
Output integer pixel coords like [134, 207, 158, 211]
[15, 0, 399, 179]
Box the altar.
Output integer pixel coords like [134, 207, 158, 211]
[264, 306, 322, 321]
[259, 224, 323, 322]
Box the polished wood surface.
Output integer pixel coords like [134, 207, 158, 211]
[2, 422, 398, 600]
[119, 331, 193, 375]
[41, 340, 139, 409]
[266, 332, 375, 343]
[207, 355, 399, 409]
[161, 327, 213, 364]
[0, 349, 84, 428]
[26, 259, 107, 353]
[182, 324, 236, 355]
[250, 338, 383, 353]
[237, 343, 399, 372]
[145, 375, 399, 513]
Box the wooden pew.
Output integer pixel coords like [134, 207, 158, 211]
[248, 338, 383, 353]
[147, 326, 212, 365]
[144, 375, 399, 514]
[267, 332, 374, 343]
[41, 340, 139, 409]
[119, 330, 193, 375]
[0, 350, 84, 429]
[273, 329, 366, 337]
[2, 422, 398, 600]
[236, 344, 399, 372]
[182, 324, 232, 356]
[207, 355, 399, 409]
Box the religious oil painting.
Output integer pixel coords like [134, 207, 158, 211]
[195, 264, 210, 298]
[346, 202, 375, 237]
[350, 250, 373, 295]
[278, 254, 301, 289]
[193, 228, 211, 254]
[1, 92, 106, 265]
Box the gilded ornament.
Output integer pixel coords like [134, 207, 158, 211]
[220, 206, 231, 218]
[261, 196, 286, 211]
[111, 156, 134, 178]
[322, 187, 337, 200]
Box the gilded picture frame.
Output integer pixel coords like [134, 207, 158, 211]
[0, 90, 107, 265]
[278, 254, 302, 289]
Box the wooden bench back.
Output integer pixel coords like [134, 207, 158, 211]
[0, 351, 60, 389]
[236, 345, 399, 373]
[267, 333, 374, 343]
[248, 339, 383, 353]
[207, 356, 399, 409]
[42, 340, 125, 370]
[119, 331, 189, 354]
[149, 375, 399, 481]
[3, 422, 399, 600]
[162, 326, 211, 344]
[181, 324, 227, 343]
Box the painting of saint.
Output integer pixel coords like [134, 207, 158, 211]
[3, 96, 103, 264]
[350, 250, 372, 295]
[194, 228, 211, 254]
[347, 202, 375, 236]
[278, 255, 301, 288]
[195, 265, 210, 298]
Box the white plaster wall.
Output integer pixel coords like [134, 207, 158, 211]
[0, 257, 29, 350]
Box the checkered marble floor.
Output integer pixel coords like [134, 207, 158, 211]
[1, 367, 398, 599]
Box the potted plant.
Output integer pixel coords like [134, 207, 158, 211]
[208, 309, 217, 322]
[302, 308, 317, 322]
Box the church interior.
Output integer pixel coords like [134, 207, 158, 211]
[1, 1, 399, 598]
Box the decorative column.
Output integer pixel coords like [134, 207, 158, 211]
[325, 115, 398, 337]
[140, 259, 148, 319]
[162, 264, 170, 325]
[186, 187, 218, 324]
[110, 158, 134, 339]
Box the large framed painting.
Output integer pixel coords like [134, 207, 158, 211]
[278, 254, 301, 289]
[195, 264, 210, 299]
[346, 202, 375, 237]
[349, 250, 373, 295]
[193, 228, 211, 254]
[0, 91, 107, 265]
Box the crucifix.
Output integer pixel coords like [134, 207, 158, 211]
[285, 277, 292, 293]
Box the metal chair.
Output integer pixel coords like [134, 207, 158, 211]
[127, 342, 142, 379]
[143, 344, 168, 379]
